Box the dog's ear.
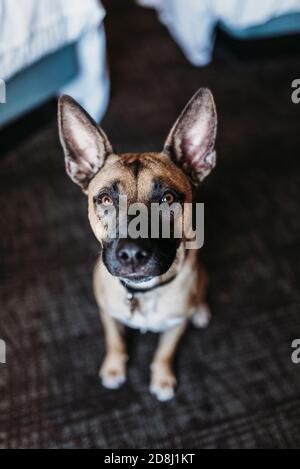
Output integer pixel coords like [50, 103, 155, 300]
[164, 88, 217, 185]
[58, 96, 113, 192]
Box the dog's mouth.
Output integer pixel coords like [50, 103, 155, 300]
[119, 273, 154, 282]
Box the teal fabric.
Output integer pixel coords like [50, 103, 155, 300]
[220, 13, 300, 40]
[0, 44, 78, 128]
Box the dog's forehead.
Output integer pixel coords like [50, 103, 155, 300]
[89, 152, 192, 200]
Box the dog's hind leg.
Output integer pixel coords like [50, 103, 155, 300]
[99, 311, 128, 390]
[150, 322, 187, 402]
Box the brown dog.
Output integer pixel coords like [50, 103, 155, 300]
[58, 89, 217, 401]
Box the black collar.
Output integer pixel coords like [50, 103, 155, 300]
[121, 275, 176, 296]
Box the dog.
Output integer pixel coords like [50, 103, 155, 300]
[58, 88, 217, 401]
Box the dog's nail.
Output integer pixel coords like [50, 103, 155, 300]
[101, 373, 126, 390]
[150, 385, 175, 402]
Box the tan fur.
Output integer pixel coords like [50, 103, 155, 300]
[90, 152, 209, 400]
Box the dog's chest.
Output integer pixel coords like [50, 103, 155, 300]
[110, 293, 188, 333]
[95, 252, 200, 333]
[112, 309, 186, 334]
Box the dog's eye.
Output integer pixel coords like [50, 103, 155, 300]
[97, 194, 114, 207]
[161, 192, 175, 205]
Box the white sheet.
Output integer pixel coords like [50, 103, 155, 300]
[0, 0, 106, 79]
[62, 26, 110, 123]
[137, 0, 300, 65]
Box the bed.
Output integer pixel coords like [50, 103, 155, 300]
[0, 0, 109, 128]
[137, 0, 300, 66]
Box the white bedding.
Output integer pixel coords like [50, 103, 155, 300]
[0, 0, 105, 79]
[138, 0, 300, 65]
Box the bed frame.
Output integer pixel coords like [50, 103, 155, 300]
[220, 12, 300, 39]
[0, 44, 78, 129]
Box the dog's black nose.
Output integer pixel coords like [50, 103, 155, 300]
[116, 239, 151, 269]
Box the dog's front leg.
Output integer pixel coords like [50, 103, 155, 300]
[150, 322, 187, 401]
[100, 311, 128, 390]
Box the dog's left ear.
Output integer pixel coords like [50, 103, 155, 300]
[58, 95, 113, 192]
[164, 88, 217, 185]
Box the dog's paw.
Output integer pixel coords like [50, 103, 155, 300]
[150, 364, 177, 402]
[100, 353, 127, 390]
[150, 383, 176, 402]
[191, 305, 211, 329]
[101, 371, 126, 390]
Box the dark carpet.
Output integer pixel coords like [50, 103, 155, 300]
[1, 0, 300, 449]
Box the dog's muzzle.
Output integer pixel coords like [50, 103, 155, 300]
[102, 237, 180, 281]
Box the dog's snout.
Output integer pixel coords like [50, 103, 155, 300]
[117, 240, 151, 269]
[103, 238, 178, 280]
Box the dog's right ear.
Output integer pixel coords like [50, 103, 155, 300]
[58, 96, 113, 192]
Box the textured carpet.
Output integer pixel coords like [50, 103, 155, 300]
[1, 0, 300, 449]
